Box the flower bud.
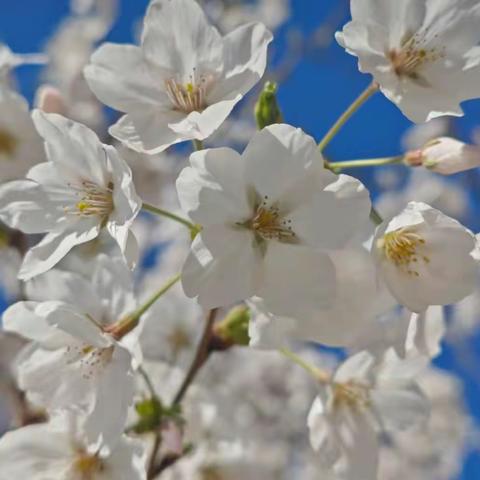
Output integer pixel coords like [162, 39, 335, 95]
[254, 81, 282, 129]
[405, 137, 480, 175]
[213, 305, 250, 347]
[35, 85, 67, 115]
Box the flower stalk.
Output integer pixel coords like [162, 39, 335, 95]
[318, 81, 379, 152]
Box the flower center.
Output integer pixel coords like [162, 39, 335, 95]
[200, 466, 223, 480]
[377, 228, 429, 277]
[165, 71, 214, 113]
[387, 32, 445, 86]
[246, 195, 296, 243]
[332, 381, 370, 411]
[0, 129, 18, 157]
[72, 452, 104, 480]
[65, 343, 114, 380]
[66, 180, 114, 219]
[167, 327, 191, 356]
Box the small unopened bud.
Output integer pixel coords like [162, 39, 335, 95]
[405, 137, 480, 175]
[35, 85, 67, 115]
[254, 81, 282, 130]
[213, 305, 250, 347]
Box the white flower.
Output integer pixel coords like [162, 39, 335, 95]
[140, 283, 202, 369]
[0, 90, 45, 183]
[43, 0, 116, 130]
[2, 256, 140, 448]
[336, 0, 480, 123]
[373, 201, 477, 312]
[84, 0, 272, 154]
[0, 110, 141, 280]
[176, 124, 371, 317]
[406, 137, 480, 175]
[352, 305, 446, 361]
[0, 43, 46, 82]
[248, 247, 392, 347]
[308, 350, 429, 478]
[0, 416, 147, 480]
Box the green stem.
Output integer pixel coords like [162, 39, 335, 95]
[138, 365, 158, 399]
[280, 348, 330, 383]
[328, 156, 404, 171]
[110, 274, 181, 338]
[142, 202, 197, 232]
[370, 207, 384, 226]
[133, 274, 182, 320]
[193, 139, 204, 151]
[318, 82, 379, 152]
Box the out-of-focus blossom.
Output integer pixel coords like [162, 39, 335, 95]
[308, 349, 429, 478]
[0, 415, 147, 480]
[0, 90, 45, 183]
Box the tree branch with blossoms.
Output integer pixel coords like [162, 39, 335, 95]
[1, 0, 480, 479]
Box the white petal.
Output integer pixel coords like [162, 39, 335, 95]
[0, 424, 70, 477]
[290, 174, 371, 249]
[334, 350, 375, 384]
[141, 0, 223, 77]
[109, 111, 188, 154]
[84, 43, 167, 112]
[26, 269, 103, 320]
[32, 110, 109, 186]
[2, 301, 54, 342]
[208, 22, 272, 102]
[84, 345, 135, 449]
[0, 180, 58, 233]
[243, 124, 329, 204]
[181, 226, 260, 308]
[258, 244, 336, 318]
[176, 147, 250, 226]
[19, 219, 101, 280]
[371, 382, 429, 432]
[38, 301, 109, 348]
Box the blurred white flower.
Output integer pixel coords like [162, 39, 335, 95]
[84, 0, 272, 153]
[308, 349, 429, 478]
[401, 118, 450, 152]
[0, 43, 46, 85]
[379, 367, 472, 480]
[204, 0, 290, 32]
[0, 111, 141, 280]
[0, 90, 45, 183]
[373, 202, 477, 312]
[43, 0, 116, 131]
[2, 256, 140, 448]
[177, 124, 371, 319]
[140, 283, 202, 369]
[337, 0, 480, 122]
[0, 415, 147, 480]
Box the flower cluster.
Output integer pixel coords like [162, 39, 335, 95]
[0, 0, 479, 479]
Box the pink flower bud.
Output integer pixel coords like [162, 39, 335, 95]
[35, 85, 66, 115]
[411, 137, 480, 175]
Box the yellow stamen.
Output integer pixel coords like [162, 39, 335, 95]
[332, 381, 370, 411]
[72, 452, 104, 480]
[0, 129, 18, 157]
[378, 228, 429, 277]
